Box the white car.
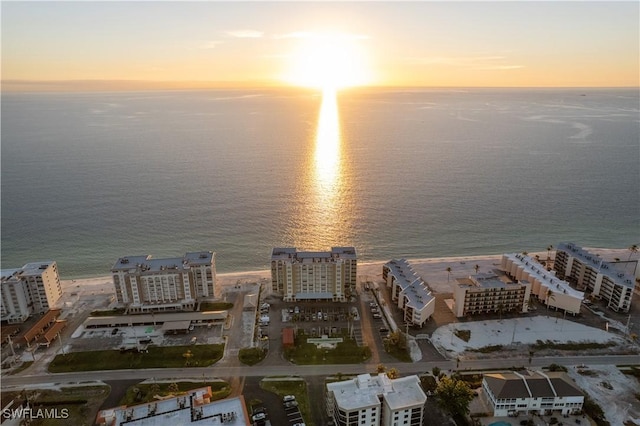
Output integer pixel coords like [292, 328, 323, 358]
[283, 395, 296, 403]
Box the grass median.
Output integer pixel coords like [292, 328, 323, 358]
[284, 332, 371, 365]
[48, 344, 225, 372]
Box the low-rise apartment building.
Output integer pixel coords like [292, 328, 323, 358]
[271, 247, 357, 302]
[452, 272, 531, 318]
[502, 253, 583, 314]
[1, 261, 62, 323]
[96, 389, 250, 426]
[382, 259, 435, 327]
[554, 242, 634, 312]
[111, 251, 215, 313]
[482, 370, 584, 417]
[326, 373, 426, 426]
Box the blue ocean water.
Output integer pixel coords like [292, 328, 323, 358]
[1, 87, 638, 278]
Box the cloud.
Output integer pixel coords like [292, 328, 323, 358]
[225, 30, 264, 38]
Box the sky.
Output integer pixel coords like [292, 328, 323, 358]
[1, 1, 639, 90]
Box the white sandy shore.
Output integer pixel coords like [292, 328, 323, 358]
[60, 247, 633, 297]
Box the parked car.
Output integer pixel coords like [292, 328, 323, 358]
[284, 401, 298, 409]
[111, 328, 119, 335]
[283, 395, 296, 403]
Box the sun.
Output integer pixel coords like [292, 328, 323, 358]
[285, 33, 372, 90]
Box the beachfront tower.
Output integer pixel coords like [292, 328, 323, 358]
[111, 251, 216, 313]
[271, 247, 357, 302]
[1, 261, 62, 323]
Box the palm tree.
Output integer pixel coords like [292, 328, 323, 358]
[546, 289, 556, 314]
[446, 267, 452, 282]
[628, 244, 639, 261]
[474, 264, 480, 274]
[546, 245, 553, 261]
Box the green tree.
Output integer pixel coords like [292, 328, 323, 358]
[435, 376, 475, 418]
[167, 382, 179, 393]
[386, 368, 399, 379]
[432, 366, 441, 377]
[376, 364, 386, 374]
[446, 267, 452, 282]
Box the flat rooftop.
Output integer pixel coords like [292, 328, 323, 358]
[112, 252, 214, 273]
[327, 374, 426, 412]
[271, 247, 357, 263]
[96, 390, 249, 426]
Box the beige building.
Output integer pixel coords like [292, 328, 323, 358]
[1, 261, 62, 323]
[383, 259, 435, 327]
[554, 242, 634, 312]
[326, 373, 426, 426]
[502, 253, 583, 314]
[271, 247, 357, 302]
[111, 251, 215, 313]
[452, 272, 531, 318]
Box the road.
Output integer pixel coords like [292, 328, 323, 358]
[3, 354, 639, 389]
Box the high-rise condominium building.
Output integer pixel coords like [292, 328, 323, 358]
[1, 261, 62, 323]
[271, 247, 357, 302]
[452, 271, 531, 318]
[111, 251, 215, 313]
[326, 373, 426, 426]
[553, 242, 634, 312]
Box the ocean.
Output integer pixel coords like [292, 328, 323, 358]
[1, 87, 638, 278]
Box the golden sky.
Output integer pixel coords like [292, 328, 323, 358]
[2, 1, 638, 90]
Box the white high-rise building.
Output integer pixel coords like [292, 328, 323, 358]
[111, 251, 215, 313]
[554, 242, 634, 312]
[1, 261, 62, 323]
[326, 373, 426, 426]
[271, 247, 357, 302]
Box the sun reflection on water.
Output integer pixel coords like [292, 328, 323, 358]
[315, 87, 341, 194]
[288, 88, 353, 249]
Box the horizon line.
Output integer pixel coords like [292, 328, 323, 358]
[2, 79, 639, 93]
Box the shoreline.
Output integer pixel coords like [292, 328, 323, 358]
[59, 247, 634, 296]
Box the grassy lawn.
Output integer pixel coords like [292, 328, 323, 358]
[48, 344, 224, 372]
[284, 332, 371, 364]
[238, 347, 267, 365]
[199, 302, 233, 311]
[260, 378, 313, 426]
[119, 381, 230, 405]
[454, 329, 471, 342]
[2, 386, 110, 426]
[9, 361, 33, 375]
